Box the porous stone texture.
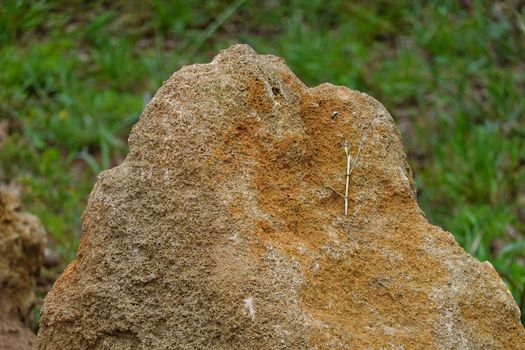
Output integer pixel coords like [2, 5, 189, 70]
[38, 45, 525, 349]
[0, 184, 46, 350]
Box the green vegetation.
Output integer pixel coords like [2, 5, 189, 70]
[1, 0, 524, 324]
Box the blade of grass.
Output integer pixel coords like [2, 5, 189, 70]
[192, 0, 248, 50]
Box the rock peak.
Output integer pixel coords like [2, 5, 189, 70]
[215, 43, 259, 59]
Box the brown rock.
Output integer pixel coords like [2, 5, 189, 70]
[38, 45, 525, 349]
[0, 316, 38, 350]
[0, 184, 45, 350]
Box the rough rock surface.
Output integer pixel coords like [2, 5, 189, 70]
[38, 45, 525, 349]
[0, 184, 46, 350]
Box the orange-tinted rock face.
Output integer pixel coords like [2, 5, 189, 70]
[38, 45, 525, 349]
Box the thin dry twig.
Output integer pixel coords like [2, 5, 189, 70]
[342, 135, 367, 216]
[343, 140, 351, 216]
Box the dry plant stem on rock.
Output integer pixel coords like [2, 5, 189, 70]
[343, 136, 364, 216]
[343, 140, 351, 216]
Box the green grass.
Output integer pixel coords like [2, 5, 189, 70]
[1, 0, 524, 324]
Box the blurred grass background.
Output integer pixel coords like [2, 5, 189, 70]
[0, 0, 524, 326]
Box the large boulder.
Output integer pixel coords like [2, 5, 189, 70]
[0, 184, 46, 350]
[38, 45, 525, 349]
